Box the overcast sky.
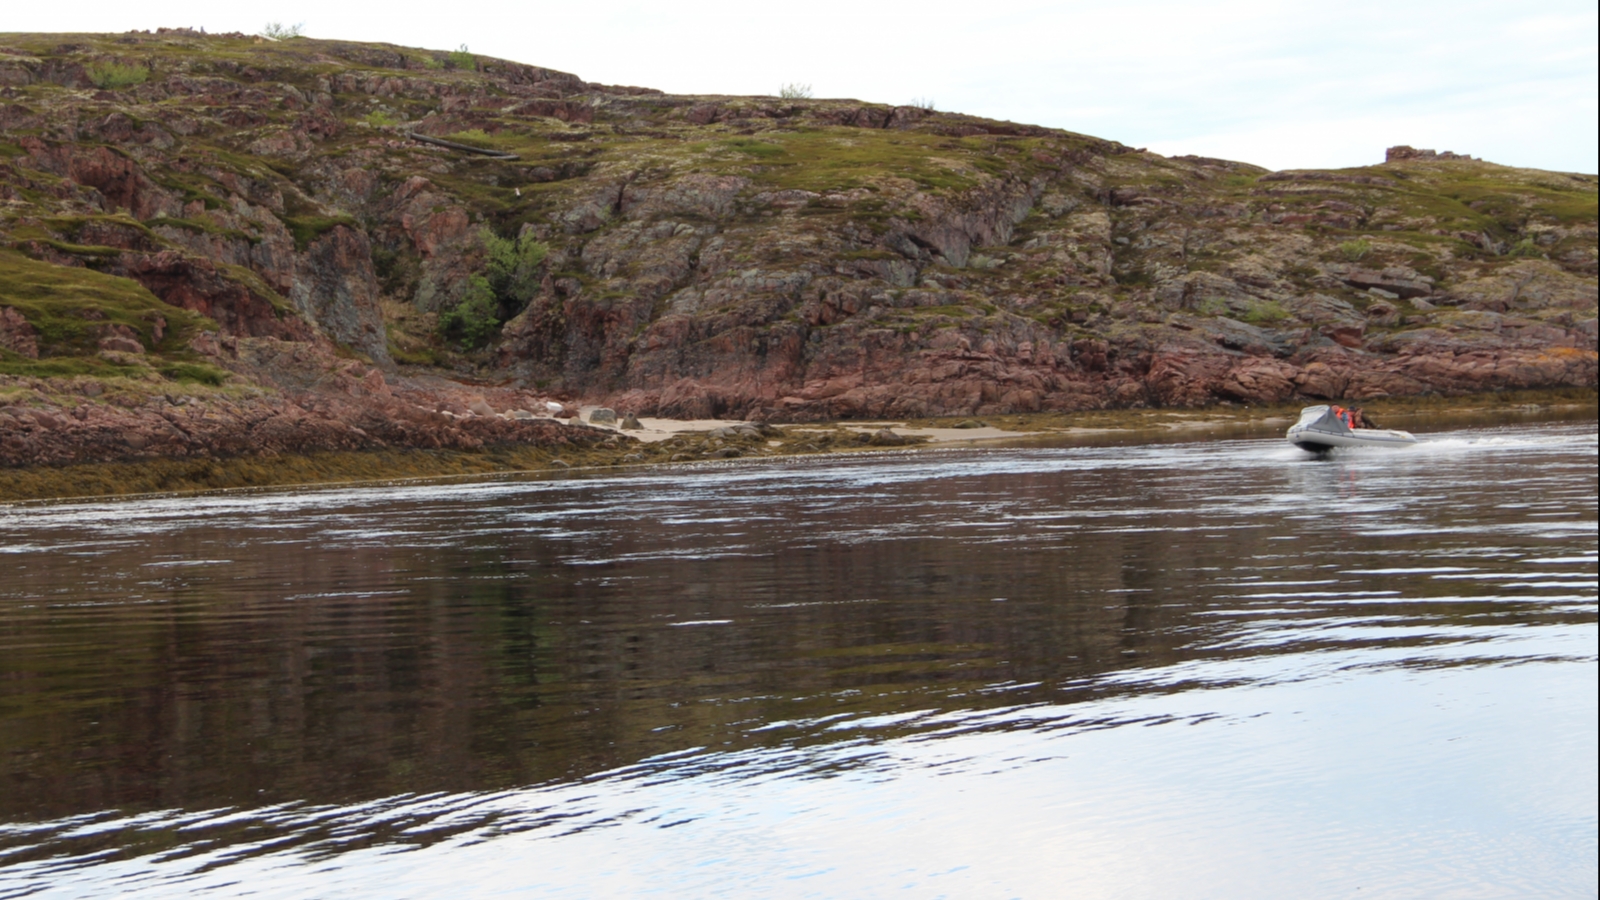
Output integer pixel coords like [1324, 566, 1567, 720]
[9, 1, 1597, 173]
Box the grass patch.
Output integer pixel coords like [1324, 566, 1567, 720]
[444, 129, 495, 148]
[282, 214, 356, 251]
[900, 304, 977, 318]
[156, 361, 230, 386]
[0, 441, 636, 503]
[0, 351, 147, 379]
[148, 216, 256, 243]
[37, 240, 125, 259]
[0, 250, 214, 355]
[723, 138, 787, 159]
[389, 343, 440, 366]
[683, 128, 1049, 194]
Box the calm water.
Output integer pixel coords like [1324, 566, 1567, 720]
[1, 421, 1595, 898]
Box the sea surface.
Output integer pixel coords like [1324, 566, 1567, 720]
[1, 419, 1595, 898]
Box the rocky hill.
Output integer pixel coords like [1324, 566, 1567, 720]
[0, 29, 1595, 466]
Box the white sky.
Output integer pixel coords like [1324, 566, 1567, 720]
[9, 0, 1597, 173]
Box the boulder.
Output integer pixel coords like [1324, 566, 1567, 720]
[588, 407, 618, 424]
[1343, 268, 1434, 299]
[1365, 300, 1400, 326]
[96, 324, 145, 354]
[0, 307, 39, 358]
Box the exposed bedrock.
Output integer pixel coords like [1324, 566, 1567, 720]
[1, 31, 1595, 440]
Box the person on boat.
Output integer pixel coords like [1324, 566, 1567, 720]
[1350, 407, 1368, 429]
[1331, 405, 1355, 429]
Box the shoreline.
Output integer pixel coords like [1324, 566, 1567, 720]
[2, 387, 1594, 505]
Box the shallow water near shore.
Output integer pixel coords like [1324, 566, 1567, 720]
[1, 420, 1595, 898]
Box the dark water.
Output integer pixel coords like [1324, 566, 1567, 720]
[1, 421, 1595, 898]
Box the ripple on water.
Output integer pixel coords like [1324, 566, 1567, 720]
[0, 421, 1594, 898]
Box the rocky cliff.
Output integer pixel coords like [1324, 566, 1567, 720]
[1, 29, 1595, 462]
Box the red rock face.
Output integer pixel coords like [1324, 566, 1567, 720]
[20, 138, 182, 220]
[112, 252, 315, 342]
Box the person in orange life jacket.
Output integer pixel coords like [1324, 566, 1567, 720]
[1332, 405, 1355, 429]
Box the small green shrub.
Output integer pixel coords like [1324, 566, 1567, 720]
[448, 44, 476, 70]
[260, 21, 304, 40]
[85, 61, 149, 90]
[363, 110, 398, 128]
[1508, 237, 1542, 258]
[1338, 238, 1372, 261]
[438, 275, 500, 349]
[779, 83, 813, 99]
[423, 55, 445, 70]
[1240, 300, 1288, 325]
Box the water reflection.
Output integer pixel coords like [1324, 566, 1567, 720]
[0, 421, 1595, 897]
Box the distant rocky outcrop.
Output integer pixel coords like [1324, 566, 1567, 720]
[1385, 145, 1479, 163]
[0, 31, 1594, 471]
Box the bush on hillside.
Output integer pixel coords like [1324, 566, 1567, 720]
[437, 230, 550, 349]
[86, 62, 148, 90]
[1338, 239, 1372, 261]
[438, 276, 500, 349]
[483, 228, 549, 315]
[260, 22, 304, 40]
[448, 44, 476, 70]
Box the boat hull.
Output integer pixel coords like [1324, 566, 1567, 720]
[1286, 405, 1417, 453]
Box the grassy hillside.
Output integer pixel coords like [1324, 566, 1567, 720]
[0, 28, 1593, 419]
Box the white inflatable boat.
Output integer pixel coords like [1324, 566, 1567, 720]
[1287, 405, 1418, 453]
